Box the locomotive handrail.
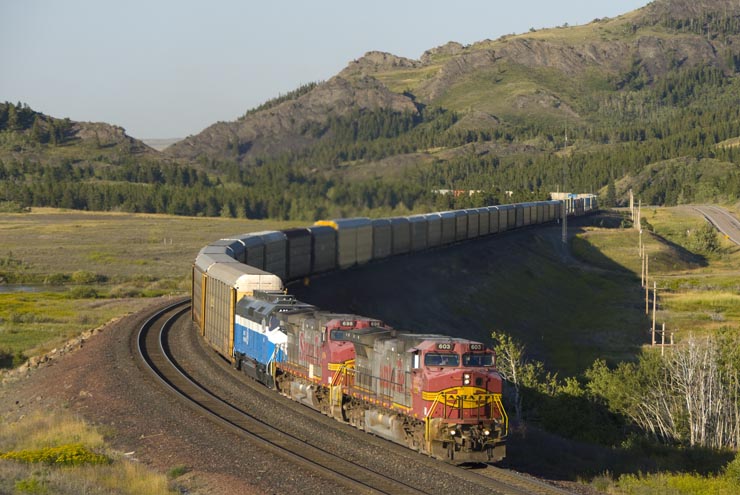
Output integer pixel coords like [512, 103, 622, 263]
[423, 391, 507, 439]
[492, 394, 509, 436]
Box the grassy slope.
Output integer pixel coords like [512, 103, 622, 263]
[0, 208, 301, 358]
[573, 206, 740, 342]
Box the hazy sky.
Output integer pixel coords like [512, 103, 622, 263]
[2, 0, 649, 139]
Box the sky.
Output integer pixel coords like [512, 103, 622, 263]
[1, 0, 649, 140]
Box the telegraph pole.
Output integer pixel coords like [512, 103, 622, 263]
[561, 128, 568, 244]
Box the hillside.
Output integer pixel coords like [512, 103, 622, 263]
[0, 102, 155, 161]
[3, 0, 740, 219]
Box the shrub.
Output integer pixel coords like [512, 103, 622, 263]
[67, 286, 98, 299]
[70, 271, 103, 284]
[0, 444, 110, 466]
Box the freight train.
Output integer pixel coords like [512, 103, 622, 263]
[191, 197, 597, 463]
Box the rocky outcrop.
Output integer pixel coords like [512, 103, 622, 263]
[73, 122, 154, 153]
[340, 51, 421, 78]
[167, 75, 417, 161]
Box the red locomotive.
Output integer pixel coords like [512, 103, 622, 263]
[234, 291, 508, 463]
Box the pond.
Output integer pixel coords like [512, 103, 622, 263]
[0, 285, 65, 294]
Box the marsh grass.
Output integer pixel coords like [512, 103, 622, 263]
[0, 411, 176, 495]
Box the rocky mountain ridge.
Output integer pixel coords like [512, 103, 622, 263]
[165, 0, 740, 165]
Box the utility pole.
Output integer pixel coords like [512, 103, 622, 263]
[645, 255, 650, 314]
[661, 322, 666, 356]
[652, 281, 657, 345]
[561, 129, 568, 245]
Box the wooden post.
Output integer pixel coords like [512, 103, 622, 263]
[652, 281, 657, 344]
[661, 322, 666, 356]
[645, 255, 650, 315]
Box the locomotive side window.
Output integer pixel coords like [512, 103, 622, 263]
[424, 353, 459, 367]
[462, 353, 494, 367]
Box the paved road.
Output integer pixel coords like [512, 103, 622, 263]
[692, 205, 740, 246]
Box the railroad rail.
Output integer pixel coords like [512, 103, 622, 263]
[135, 300, 429, 495]
[173, 302, 572, 495]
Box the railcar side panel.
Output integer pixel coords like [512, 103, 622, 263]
[439, 212, 456, 245]
[477, 207, 490, 236]
[235, 235, 266, 270]
[308, 226, 337, 274]
[390, 217, 411, 255]
[465, 209, 480, 239]
[488, 206, 500, 234]
[284, 228, 312, 281]
[454, 210, 468, 242]
[371, 219, 392, 260]
[408, 215, 428, 252]
[253, 231, 288, 282]
[424, 213, 442, 248]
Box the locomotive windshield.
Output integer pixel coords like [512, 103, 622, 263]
[424, 353, 459, 367]
[462, 353, 494, 367]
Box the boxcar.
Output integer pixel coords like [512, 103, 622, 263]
[315, 218, 372, 269]
[284, 228, 312, 281]
[454, 210, 468, 242]
[487, 206, 500, 234]
[408, 215, 428, 252]
[389, 217, 411, 255]
[439, 211, 456, 245]
[306, 226, 337, 275]
[465, 209, 480, 239]
[250, 231, 288, 282]
[371, 218, 392, 260]
[476, 207, 491, 236]
[424, 212, 442, 248]
[198, 244, 235, 259]
[231, 234, 267, 270]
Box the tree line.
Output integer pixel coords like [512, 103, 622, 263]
[494, 328, 740, 450]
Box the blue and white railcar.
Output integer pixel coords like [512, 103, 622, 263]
[233, 290, 314, 387]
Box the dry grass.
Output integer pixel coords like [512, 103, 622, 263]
[0, 207, 300, 283]
[0, 208, 300, 363]
[0, 411, 177, 495]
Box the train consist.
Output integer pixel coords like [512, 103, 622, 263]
[191, 197, 597, 463]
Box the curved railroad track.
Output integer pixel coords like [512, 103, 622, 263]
[136, 300, 430, 495]
[135, 300, 576, 495]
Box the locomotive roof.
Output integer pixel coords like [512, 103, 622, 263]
[235, 291, 314, 318]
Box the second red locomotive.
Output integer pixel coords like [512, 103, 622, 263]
[233, 290, 507, 462]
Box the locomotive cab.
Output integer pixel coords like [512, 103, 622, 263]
[411, 340, 508, 463]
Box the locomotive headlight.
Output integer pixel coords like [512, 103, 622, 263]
[483, 429, 491, 436]
[449, 428, 457, 436]
[463, 373, 471, 385]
